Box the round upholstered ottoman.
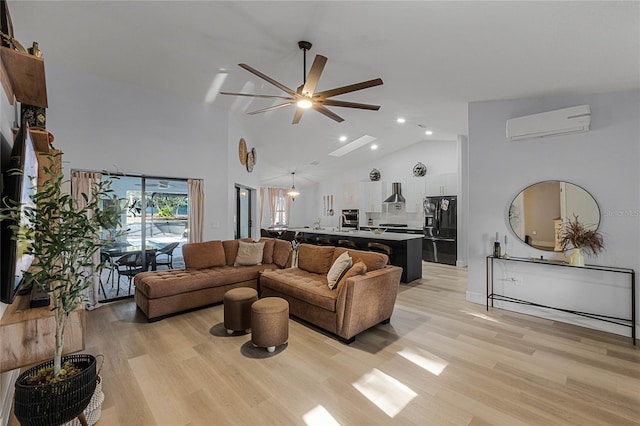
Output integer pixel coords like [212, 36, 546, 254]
[224, 287, 258, 335]
[251, 297, 289, 353]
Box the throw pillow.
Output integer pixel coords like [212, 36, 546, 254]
[334, 260, 367, 292]
[327, 251, 353, 290]
[234, 241, 265, 266]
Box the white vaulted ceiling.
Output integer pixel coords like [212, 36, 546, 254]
[9, 1, 640, 188]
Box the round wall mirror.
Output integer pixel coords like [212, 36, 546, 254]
[508, 181, 600, 251]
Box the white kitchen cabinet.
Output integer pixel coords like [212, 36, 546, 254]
[404, 177, 427, 213]
[341, 181, 360, 209]
[360, 181, 386, 213]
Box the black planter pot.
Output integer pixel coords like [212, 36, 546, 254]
[14, 354, 97, 426]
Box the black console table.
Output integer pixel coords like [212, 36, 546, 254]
[486, 256, 635, 345]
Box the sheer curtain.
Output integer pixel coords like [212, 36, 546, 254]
[71, 170, 103, 310]
[259, 186, 265, 229]
[285, 193, 292, 225]
[268, 187, 280, 226]
[188, 179, 204, 243]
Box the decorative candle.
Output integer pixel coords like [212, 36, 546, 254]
[504, 235, 507, 245]
[495, 232, 499, 241]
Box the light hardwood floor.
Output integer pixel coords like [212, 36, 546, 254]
[17, 263, 640, 425]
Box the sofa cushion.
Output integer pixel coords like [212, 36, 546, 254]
[298, 244, 335, 274]
[222, 240, 240, 266]
[261, 268, 337, 311]
[234, 241, 265, 266]
[183, 240, 226, 269]
[334, 260, 367, 293]
[273, 239, 293, 268]
[332, 248, 387, 272]
[260, 238, 275, 264]
[327, 251, 352, 290]
[135, 264, 277, 299]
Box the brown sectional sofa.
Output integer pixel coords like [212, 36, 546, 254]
[259, 243, 402, 343]
[134, 238, 292, 320]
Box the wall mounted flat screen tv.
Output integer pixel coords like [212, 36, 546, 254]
[0, 126, 39, 303]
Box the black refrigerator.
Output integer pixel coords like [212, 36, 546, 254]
[423, 196, 457, 265]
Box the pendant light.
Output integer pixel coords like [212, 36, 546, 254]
[287, 172, 300, 201]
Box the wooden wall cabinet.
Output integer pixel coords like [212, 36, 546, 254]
[0, 295, 85, 373]
[0, 45, 47, 108]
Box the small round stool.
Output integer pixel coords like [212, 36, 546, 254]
[251, 297, 289, 353]
[224, 287, 258, 335]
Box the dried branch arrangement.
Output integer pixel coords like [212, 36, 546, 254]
[558, 214, 604, 256]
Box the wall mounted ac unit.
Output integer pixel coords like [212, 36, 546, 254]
[506, 105, 591, 141]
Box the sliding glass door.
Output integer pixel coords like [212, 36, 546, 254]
[96, 175, 188, 301]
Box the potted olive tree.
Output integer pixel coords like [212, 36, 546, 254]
[1, 152, 121, 425]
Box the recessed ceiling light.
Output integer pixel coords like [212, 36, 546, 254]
[425, 130, 433, 135]
[339, 136, 347, 142]
[397, 118, 406, 124]
[371, 144, 378, 150]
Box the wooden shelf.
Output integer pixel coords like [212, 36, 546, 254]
[0, 294, 85, 373]
[0, 45, 47, 108]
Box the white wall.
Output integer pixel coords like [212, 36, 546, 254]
[467, 90, 640, 336]
[227, 113, 263, 240]
[45, 64, 230, 241]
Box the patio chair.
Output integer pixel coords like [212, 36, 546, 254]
[154, 242, 180, 269]
[99, 252, 116, 296]
[115, 252, 145, 296]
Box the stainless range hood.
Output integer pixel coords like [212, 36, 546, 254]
[383, 182, 405, 203]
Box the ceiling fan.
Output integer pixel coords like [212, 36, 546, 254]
[220, 41, 383, 124]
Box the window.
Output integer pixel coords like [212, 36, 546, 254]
[274, 190, 287, 226]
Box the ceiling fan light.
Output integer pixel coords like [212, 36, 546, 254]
[297, 99, 313, 109]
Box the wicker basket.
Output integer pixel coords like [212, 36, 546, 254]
[62, 376, 104, 426]
[14, 354, 97, 426]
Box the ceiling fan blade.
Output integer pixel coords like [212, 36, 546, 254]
[292, 108, 305, 124]
[312, 105, 344, 123]
[320, 99, 381, 110]
[219, 92, 293, 100]
[239, 63, 296, 96]
[314, 78, 383, 99]
[300, 55, 327, 97]
[247, 102, 295, 115]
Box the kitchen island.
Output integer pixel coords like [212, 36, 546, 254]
[295, 229, 422, 283]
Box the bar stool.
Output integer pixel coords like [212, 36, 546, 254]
[338, 239, 359, 250]
[367, 242, 393, 263]
[316, 237, 333, 246]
